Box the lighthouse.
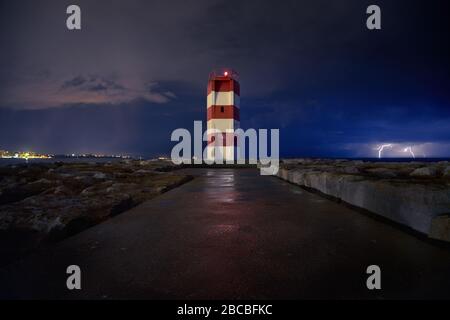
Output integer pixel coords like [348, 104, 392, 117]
[206, 69, 240, 162]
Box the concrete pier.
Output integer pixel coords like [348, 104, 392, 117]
[1, 169, 450, 299]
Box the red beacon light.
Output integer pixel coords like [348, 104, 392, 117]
[208, 69, 238, 81]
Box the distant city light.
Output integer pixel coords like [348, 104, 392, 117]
[0, 149, 132, 160]
[0, 149, 52, 159]
[224, 71, 228, 76]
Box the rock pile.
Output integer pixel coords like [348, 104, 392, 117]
[0, 160, 192, 265]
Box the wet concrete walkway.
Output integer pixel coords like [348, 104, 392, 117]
[1, 169, 450, 299]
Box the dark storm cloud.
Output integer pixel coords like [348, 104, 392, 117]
[0, 0, 388, 106]
[61, 76, 87, 89]
[61, 75, 125, 92]
[0, 0, 449, 156]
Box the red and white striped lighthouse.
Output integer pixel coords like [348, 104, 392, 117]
[206, 69, 240, 162]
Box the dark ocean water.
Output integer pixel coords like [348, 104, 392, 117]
[303, 157, 450, 163]
[1, 157, 448, 167]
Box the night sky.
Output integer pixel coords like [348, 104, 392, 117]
[0, 0, 449, 158]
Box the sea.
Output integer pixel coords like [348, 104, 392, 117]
[302, 157, 450, 163]
[0, 157, 449, 167]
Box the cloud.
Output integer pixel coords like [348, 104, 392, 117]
[342, 142, 450, 158]
[0, 73, 176, 109]
[0, 0, 383, 109]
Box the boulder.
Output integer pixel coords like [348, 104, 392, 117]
[0, 179, 56, 205]
[443, 166, 450, 177]
[410, 166, 439, 177]
[74, 175, 95, 186]
[53, 185, 73, 196]
[366, 168, 398, 178]
[340, 166, 360, 174]
[133, 169, 154, 175]
[106, 183, 137, 193]
[92, 172, 107, 180]
[29, 178, 53, 186]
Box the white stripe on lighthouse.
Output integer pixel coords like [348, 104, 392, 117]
[206, 146, 235, 161]
[207, 91, 240, 108]
[207, 119, 240, 132]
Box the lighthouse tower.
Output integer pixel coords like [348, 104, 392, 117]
[206, 69, 240, 162]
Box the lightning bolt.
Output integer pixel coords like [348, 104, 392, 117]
[403, 146, 415, 158]
[377, 144, 392, 159]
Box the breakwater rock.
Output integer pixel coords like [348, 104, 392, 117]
[277, 159, 450, 242]
[0, 160, 192, 265]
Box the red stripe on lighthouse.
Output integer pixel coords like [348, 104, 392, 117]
[207, 105, 240, 121]
[207, 78, 240, 96]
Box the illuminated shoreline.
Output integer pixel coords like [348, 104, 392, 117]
[0, 150, 133, 160]
[0, 151, 53, 160]
[0, 156, 52, 159]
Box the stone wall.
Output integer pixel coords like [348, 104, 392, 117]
[277, 159, 450, 242]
